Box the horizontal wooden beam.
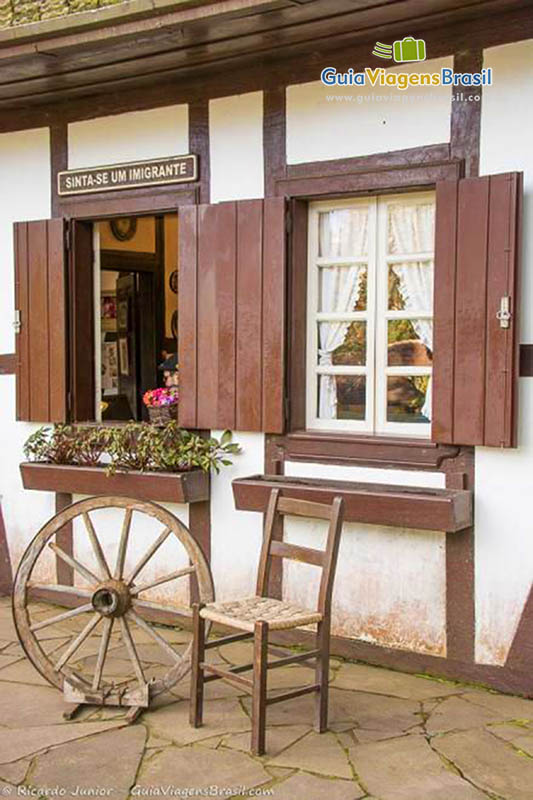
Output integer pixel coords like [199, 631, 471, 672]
[0, 353, 16, 375]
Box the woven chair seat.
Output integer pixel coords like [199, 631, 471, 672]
[200, 595, 323, 633]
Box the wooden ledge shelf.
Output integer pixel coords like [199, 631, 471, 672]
[232, 474, 472, 533]
[20, 463, 209, 505]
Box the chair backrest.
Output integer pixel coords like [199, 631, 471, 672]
[256, 489, 345, 617]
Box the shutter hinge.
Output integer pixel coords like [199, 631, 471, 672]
[496, 295, 512, 329]
[64, 221, 71, 252]
[13, 309, 21, 334]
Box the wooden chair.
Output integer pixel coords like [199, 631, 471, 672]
[189, 489, 345, 755]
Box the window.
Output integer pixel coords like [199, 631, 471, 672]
[94, 214, 178, 422]
[306, 192, 435, 436]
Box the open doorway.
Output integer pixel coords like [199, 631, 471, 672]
[94, 214, 178, 422]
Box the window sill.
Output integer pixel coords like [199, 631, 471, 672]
[20, 462, 209, 504]
[268, 430, 462, 470]
[233, 474, 472, 532]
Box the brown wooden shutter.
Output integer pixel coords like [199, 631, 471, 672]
[432, 172, 522, 447]
[14, 219, 68, 423]
[178, 197, 286, 433]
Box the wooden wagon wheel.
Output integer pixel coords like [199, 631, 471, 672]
[12, 496, 214, 708]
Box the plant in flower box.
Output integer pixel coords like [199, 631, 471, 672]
[143, 386, 179, 425]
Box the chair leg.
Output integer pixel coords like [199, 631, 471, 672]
[189, 602, 205, 728]
[315, 619, 330, 733]
[251, 620, 269, 756]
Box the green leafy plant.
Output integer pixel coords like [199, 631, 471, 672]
[23, 422, 241, 475]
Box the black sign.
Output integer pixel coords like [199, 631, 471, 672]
[58, 155, 197, 196]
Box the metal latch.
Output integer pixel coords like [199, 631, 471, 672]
[496, 295, 512, 329]
[13, 309, 21, 334]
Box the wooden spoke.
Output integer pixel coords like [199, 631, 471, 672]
[119, 616, 145, 687]
[130, 566, 196, 597]
[30, 603, 93, 633]
[114, 509, 133, 580]
[27, 583, 92, 598]
[83, 512, 111, 579]
[125, 527, 171, 585]
[92, 616, 114, 691]
[127, 609, 183, 664]
[48, 543, 100, 586]
[55, 613, 101, 670]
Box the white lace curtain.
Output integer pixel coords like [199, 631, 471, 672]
[388, 203, 435, 421]
[318, 208, 368, 419]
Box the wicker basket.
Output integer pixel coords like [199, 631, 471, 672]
[147, 404, 178, 425]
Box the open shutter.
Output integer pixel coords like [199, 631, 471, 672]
[14, 219, 68, 423]
[432, 172, 522, 447]
[178, 197, 286, 433]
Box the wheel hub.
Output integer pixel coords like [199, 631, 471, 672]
[91, 579, 131, 618]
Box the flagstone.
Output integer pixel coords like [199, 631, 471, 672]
[267, 771, 364, 800]
[333, 662, 464, 700]
[143, 697, 251, 745]
[137, 745, 271, 794]
[29, 725, 146, 800]
[223, 724, 310, 757]
[0, 659, 51, 686]
[0, 681, 79, 727]
[267, 731, 353, 778]
[0, 720, 128, 764]
[349, 734, 487, 799]
[462, 690, 533, 721]
[425, 695, 509, 735]
[489, 723, 533, 756]
[434, 728, 533, 800]
[0, 758, 31, 784]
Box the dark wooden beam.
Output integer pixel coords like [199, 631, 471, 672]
[0, 503, 12, 596]
[189, 99, 210, 204]
[450, 49, 483, 177]
[520, 344, 533, 377]
[263, 87, 286, 197]
[50, 122, 68, 217]
[0, 353, 16, 374]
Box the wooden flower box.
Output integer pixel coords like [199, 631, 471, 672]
[20, 462, 209, 504]
[232, 474, 472, 533]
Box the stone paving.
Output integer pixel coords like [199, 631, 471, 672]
[1, 597, 533, 799]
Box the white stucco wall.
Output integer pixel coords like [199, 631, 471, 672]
[209, 92, 264, 203]
[0, 128, 56, 569]
[286, 57, 453, 164]
[476, 39, 533, 665]
[68, 105, 189, 169]
[283, 462, 447, 654]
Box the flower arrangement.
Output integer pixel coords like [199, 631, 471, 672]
[23, 423, 241, 475]
[143, 387, 179, 408]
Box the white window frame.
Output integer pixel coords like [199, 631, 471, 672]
[306, 191, 435, 437]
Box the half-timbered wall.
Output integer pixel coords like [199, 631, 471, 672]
[0, 34, 532, 687]
[476, 39, 533, 665]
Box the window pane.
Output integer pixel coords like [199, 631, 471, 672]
[387, 376, 430, 423]
[319, 265, 367, 312]
[318, 321, 366, 366]
[388, 320, 432, 366]
[387, 201, 435, 255]
[388, 262, 433, 312]
[318, 375, 366, 420]
[318, 207, 369, 258]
